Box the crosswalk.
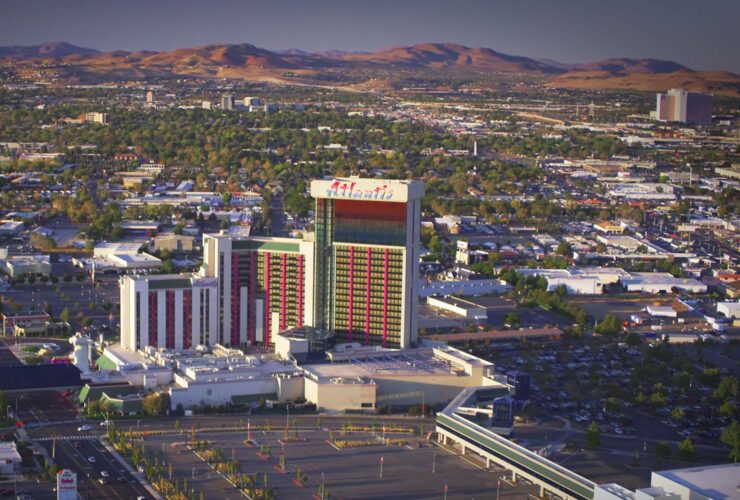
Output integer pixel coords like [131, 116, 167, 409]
[35, 434, 98, 442]
[24, 418, 87, 429]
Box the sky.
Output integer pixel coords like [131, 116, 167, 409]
[1, 0, 738, 72]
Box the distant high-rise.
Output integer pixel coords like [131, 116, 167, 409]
[656, 89, 713, 125]
[221, 94, 234, 111]
[311, 177, 424, 348]
[146, 90, 154, 104]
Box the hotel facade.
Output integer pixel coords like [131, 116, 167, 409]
[201, 233, 314, 346]
[311, 177, 424, 348]
[120, 274, 219, 351]
[120, 177, 423, 352]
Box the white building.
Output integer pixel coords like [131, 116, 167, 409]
[120, 273, 219, 351]
[620, 273, 707, 294]
[516, 267, 630, 295]
[717, 301, 740, 319]
[0, 442, 21, 474]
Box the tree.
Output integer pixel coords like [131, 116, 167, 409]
[556, 242, 572, 257]
[671, 407, 685, 421]
[503, 312, 520, 328]
[678, 438, 696, 459]
[714, 376, 738, 403]
[655, 441, 671, 461]
[143, 393, 170, 416]
[586, 421, 600, 447]
[625, 331, 641, 347]
[59, 307, 72, 323]
[721, 420, 740, 462]
[595, 314, 621, 335]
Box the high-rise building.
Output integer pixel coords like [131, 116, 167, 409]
[146, 90, 154, 104]
[120, 274, 218, 351]
[201, 233, 314, 346]
[221, 94, 234, 111]
[119, 177, 425, 353]
[656, 89, 713, 125]
[311, 177, 424, 348]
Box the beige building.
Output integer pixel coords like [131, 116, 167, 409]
[152, 233, 195, 253]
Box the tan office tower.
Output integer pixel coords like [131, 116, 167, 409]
[311, 177, 424, 348]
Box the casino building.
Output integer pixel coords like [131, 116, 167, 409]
[201, 234, 314, 346]
[311, 177, 424, 348]
[120, 273, 219, 351]
[120, 177, 424, 352]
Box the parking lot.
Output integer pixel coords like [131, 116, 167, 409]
[476, 338, 736, 488]
[141, 427, 534, 499]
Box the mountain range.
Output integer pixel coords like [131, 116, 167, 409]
[2, 41, 738, 96]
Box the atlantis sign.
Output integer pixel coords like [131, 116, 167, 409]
[322, 179, 395, 201]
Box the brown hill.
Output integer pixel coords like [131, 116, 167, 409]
[340, 43, 559, 73]
[548, 68, 740, 97]
[573, 58, 688, 74]
[0, 41, 98, 59]
[2, 41, 738, 95]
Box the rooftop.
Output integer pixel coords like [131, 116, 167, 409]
[652, 463, 740, 498]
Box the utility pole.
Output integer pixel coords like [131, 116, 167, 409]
[379, 456, 383, 478]
[432, 453, 436, 474]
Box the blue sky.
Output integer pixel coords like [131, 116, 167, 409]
[1, 0, 738, 72]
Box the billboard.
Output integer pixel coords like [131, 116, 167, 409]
[57, 469, 77, 500]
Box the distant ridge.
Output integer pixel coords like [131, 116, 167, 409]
[1, 41, 737, 96]
[0, 41, 98, 58]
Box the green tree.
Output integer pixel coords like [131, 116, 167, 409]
[60, 307, 71, 324]
[586, 421, 601, 447]
[721, 420, 740, 462]
[671, 407, 685, 421]
[655, 441, 671, 461]
[678, 438, 696, 459]
[142, 393, 170, 416]
[714, 376, 738, 403]
[595, 314, 621, 335]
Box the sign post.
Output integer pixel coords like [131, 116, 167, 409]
[56, 469, 77, 500]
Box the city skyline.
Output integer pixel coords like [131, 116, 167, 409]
[1, 0, 739, 72]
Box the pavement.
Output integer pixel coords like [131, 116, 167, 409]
[9, 390, 153, 499]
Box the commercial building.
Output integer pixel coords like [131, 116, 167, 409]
[620, 272, 707, 294]
[595, 463, 740, 500]
[120, 273, 219, 351]
[311, 177, 424, 348]
[84, 112, 108, 125]
[221, 94, 234, 111]
[655, 89, 713, 125]
[516, 267, 629, 295]
[0, 254, 51, 278]
[119, 176, 425, 352]
[0, 442, 21, 474]
[201, 233, 315, 346]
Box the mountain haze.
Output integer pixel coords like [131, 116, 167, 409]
[1, 41, 737, 96]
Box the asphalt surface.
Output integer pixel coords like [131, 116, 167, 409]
[10, 391, 152, 500]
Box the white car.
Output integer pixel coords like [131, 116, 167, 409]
[78, 425, 92, 432]
[100, 421, 110, 427]
[100, 471, 109, 478]
[87, 456, 96, 463]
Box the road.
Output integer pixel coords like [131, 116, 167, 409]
[10, 391, 152, 500]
